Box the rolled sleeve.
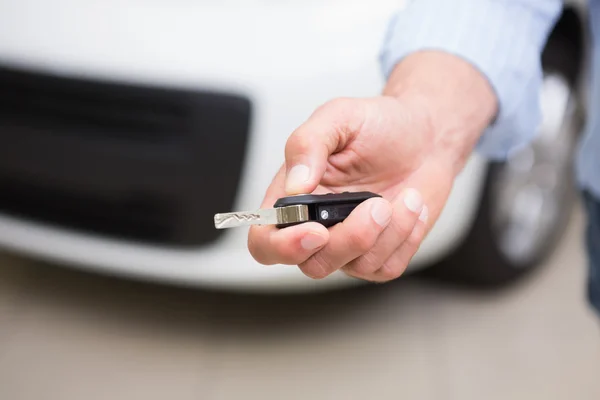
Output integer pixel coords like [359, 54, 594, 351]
[380, 0, 563, 159]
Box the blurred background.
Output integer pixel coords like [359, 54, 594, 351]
[0, 1, 598, 399]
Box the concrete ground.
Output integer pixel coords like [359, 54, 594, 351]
[0, 208, 598, 400]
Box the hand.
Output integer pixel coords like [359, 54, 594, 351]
[248, 52, 497, 282]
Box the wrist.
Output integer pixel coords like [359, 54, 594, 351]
[383, 51, 498, 174]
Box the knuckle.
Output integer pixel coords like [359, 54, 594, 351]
[405, 228, 425, 249]
[300, 252, 331, 280]
[379, 263, 404, 281]
[348, 231, 376, 253]
[328, 98, 363, 128]
[349, 253, 381, 276]
[394, 222, 414, 241]
[392, 211, 419, 240]
[341, 266, 360, 279]
[285, 130, 310, 157]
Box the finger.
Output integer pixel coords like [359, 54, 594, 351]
[370, 211, 429, 282]
[284, 98, 367, 195]
[248, 165, 331, 266]
[248, 222, 330, 266]
[298, 197, 391, 279]
[342, 188, 424, 278]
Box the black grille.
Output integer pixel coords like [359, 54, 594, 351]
[0, 176, 177, 243]
[0, 65, 252, 246]
[0, 67, 193, 141]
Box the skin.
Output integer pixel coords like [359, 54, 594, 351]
[248, 51, 498, 282]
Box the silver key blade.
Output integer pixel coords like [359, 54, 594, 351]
[214, 208, 277, 229]
[214, 205, 309, 229]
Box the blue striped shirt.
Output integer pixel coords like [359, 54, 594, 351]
[380, 0, 600, 198]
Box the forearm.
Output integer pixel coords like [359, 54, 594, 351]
[383, 51, 498, 174]
[380, 0, 563, 162]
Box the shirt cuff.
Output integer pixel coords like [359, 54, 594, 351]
[380, 0, 562, 160]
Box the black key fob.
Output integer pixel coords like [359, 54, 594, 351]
[273, 191, 381, 228]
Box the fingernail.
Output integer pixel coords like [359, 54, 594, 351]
[403, 188, 424, 213]
[371, 200, 392, 227]
[301, 233, 327, 251]
[419, 205, 429, 223]
[286, 164, 310, 192]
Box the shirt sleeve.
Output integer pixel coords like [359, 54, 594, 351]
[379, 0, 563, 160]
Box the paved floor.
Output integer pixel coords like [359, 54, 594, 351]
[0, 208, 598, 400]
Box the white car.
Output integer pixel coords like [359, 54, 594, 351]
[0, 0, 588, 292]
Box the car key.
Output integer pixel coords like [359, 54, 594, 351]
[214, 191, 381, 229]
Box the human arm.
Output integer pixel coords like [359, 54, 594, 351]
[381, 0, 564, 159]
[247, 0, 564, 282]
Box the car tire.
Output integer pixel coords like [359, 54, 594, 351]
[422, 36, 584, 288]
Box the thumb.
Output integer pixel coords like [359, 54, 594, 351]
[284, 98, 367, 195]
